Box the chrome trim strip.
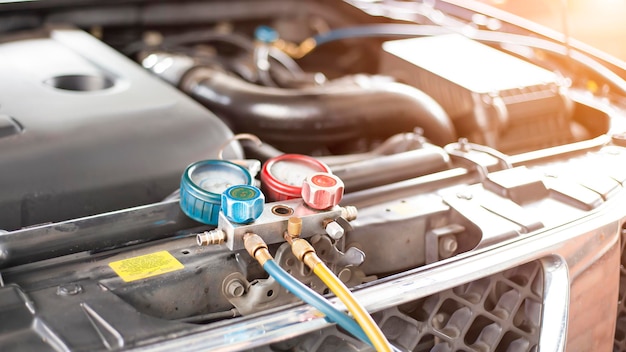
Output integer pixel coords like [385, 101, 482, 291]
[539, 256, 570, 352]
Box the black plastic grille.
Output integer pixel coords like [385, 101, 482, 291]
[383, 261, 543, 352]
[256, 261, 544, 352]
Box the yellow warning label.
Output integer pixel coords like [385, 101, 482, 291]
[109, 251, 184, 282]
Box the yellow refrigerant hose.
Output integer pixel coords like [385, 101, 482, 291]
[284, 217, 392, 352]
[313, 261, 392, 352]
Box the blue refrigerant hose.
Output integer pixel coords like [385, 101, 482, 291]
[262, 259, 371, 343]
[264, 259, 405, 352]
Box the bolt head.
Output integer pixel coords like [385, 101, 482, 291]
[438, 235, 458, 258]
[226, 280, 246, 297]
[57, 283, 83, 296]
[325, 221, 345, 240]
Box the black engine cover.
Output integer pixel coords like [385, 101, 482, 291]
[0, 28, 240, 230]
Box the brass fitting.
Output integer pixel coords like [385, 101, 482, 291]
[284, 217, 303, 243]
[243, 233, 272, 265]
[290, 238, 323, 269]
[340, 206, 358, 221]
[288, 217, 302, 237]
[197, 229, 226, 246]
[273, 38, 317, 59]
[303, 251, 323, 270]
[290, 238, 314, 261]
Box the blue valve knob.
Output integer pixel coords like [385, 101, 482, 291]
[221, 185, 265, 224]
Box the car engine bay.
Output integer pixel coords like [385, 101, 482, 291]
[1, 0, 626, 351]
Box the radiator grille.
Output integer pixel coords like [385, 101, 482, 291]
[255, 261, 544, 352]
[388, 260, 543, 352]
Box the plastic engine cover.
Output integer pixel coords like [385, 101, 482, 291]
[0, 28, 241, 230]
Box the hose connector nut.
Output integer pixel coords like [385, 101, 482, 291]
[290, 238, 315, 262]
[301, 172, 344, 210]
[243, 232, 267, 255]
[243, 232, 273, 265]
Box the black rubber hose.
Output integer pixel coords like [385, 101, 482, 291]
[180, 68, 456, 152]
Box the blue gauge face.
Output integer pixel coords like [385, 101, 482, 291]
[180, 160, 253, 225]
[192, 170, 245, 194]
[189, 161, 251, 195]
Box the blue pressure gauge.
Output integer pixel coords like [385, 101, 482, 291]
[180, 160, 252, 225]
[221, 185, 265, 224]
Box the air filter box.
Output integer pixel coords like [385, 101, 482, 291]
[380, 34, 574, 153]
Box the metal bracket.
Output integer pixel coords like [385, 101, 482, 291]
[424, 224, 465, 264]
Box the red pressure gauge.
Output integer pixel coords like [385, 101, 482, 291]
[261, 154, 331, 202]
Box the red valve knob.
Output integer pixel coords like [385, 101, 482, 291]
[301, 172, 344, 210]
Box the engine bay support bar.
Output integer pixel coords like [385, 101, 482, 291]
[0, 200, 198, 269]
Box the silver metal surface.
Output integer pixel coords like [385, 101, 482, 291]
[330, 144, 450, 192]
[341, 167, 475, 209]
[218, 199, 343, 250]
